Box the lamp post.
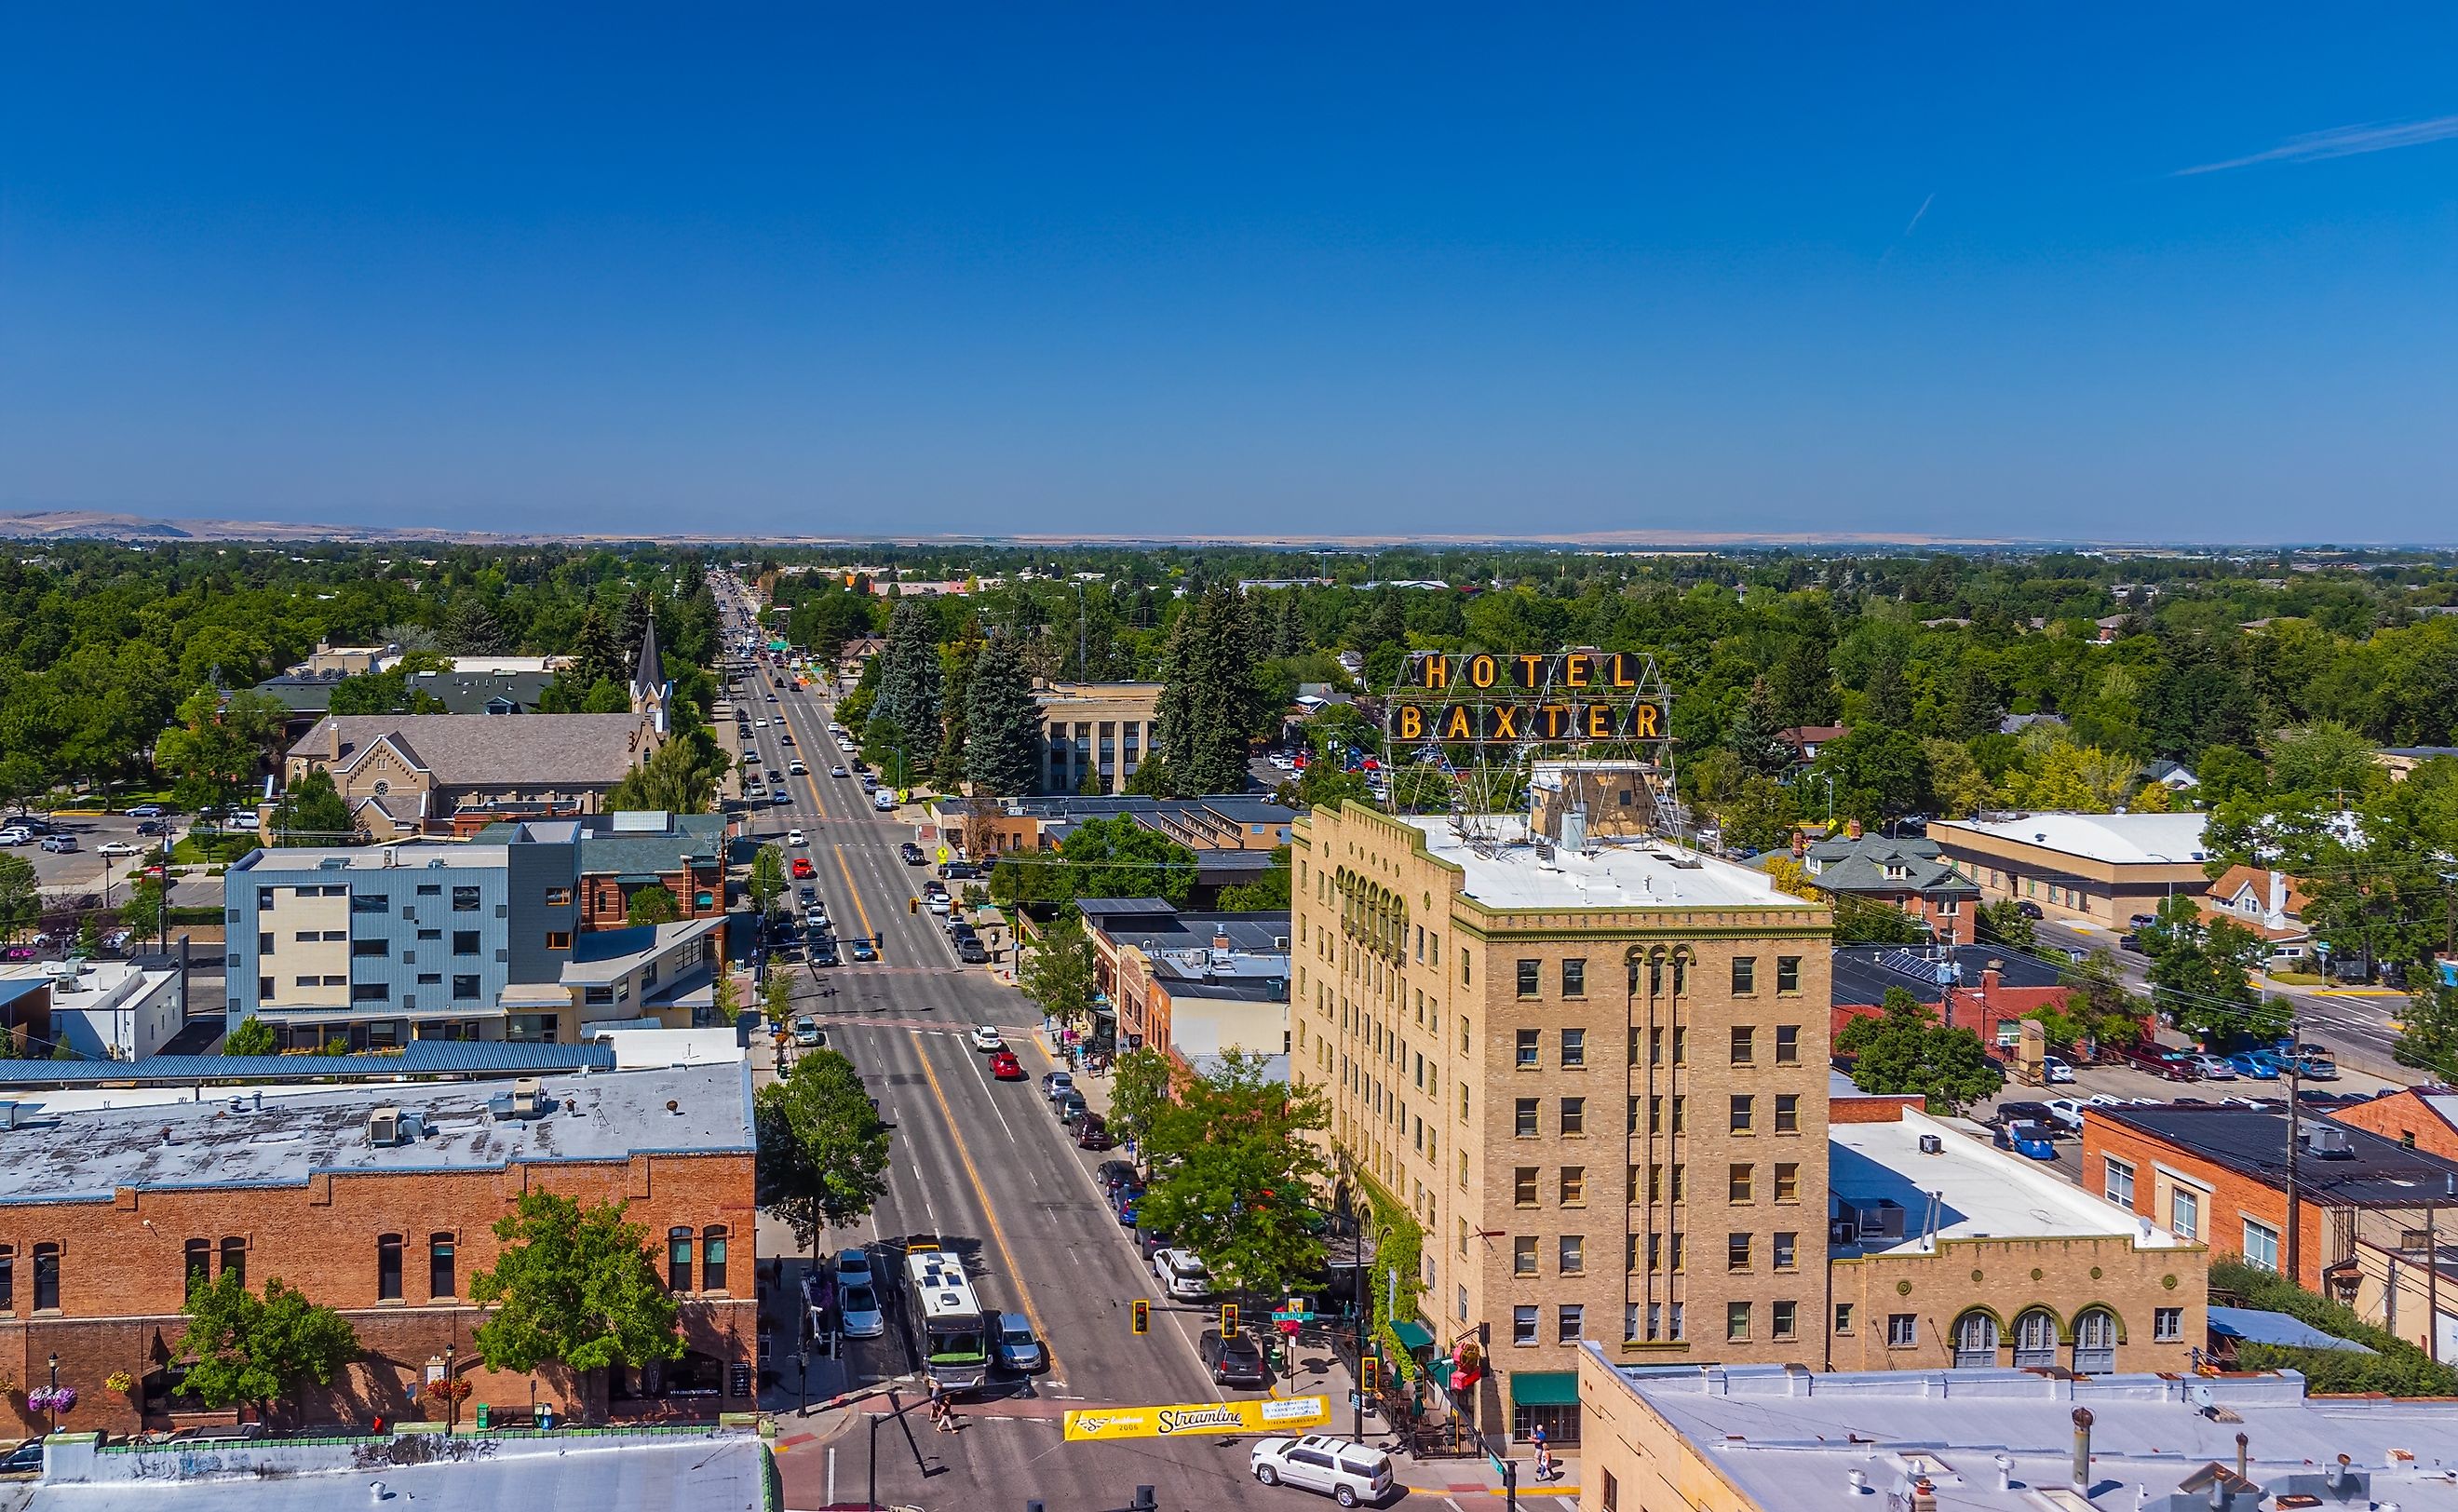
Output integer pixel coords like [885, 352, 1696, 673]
[444, 1342, 457, 1438]
[47, 1352, 60, 1433]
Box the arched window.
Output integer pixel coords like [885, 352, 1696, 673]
[668, 1226, 695, 1291]
[2012, 1309, 2059, 1369]
[2073, 1308, 2118, 1373]
[184, 1239, 212, 1295]
[220, 1235, 246, 1288]
[701, 1226, 728, 1293]
[1951, 1310, 1999, 1368]
[376, 1234, 403, 1302]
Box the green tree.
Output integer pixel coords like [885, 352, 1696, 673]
[1726, 677, 1791, 779]
[1106, 1046, 1175, 1154]
[1718, 775, 1795, 853]
[270, 766, 358, 845]
[172, 1272, 360, 1424]
[2265, 721, 2380, 801]
[626, 884, 681, 926]
[119, 870, 168, 940]
[874, 598, 944, 766]
[468, 1192, 683, 1380]
[747, 844, 789, 917]
[2141, 893, 2289, 1044]
[224, 1016, 278, 1057]
[1834, 987, 2005, 1113]
[1975, 898, 2037, 952]
[444, 597, 511, 655]
[754, 1046, 893, 1264]
[2396, 980, 2458, 1087]
[606, 732, 723, 814]
[964, 637, 1040, 797]
[155, 687, 290, 816]
[0, 853, 38, 944]
[1217, 844, 1292, 911]
[1018, 911, 1100, 1025]
[1154, 585, 1271, 794]
[1137, 1049, 1331, 1299]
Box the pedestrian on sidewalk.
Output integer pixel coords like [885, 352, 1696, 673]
[1532, 1424, 1554, 1482]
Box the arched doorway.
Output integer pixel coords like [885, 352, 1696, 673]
[2073, 1308, 2118, 1373]
[2012, 1309, 2059, 1369]
[1952, 1311, 2000, 1368]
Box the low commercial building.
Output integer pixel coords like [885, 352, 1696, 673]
[1830, 943, 2078, 1053]
[0, 957, 188, 1061]
[1033, 681, 1163, 794]
[1080, 899, 1290, 1070]
[2327, 1085, 2458, 1164]
[1928, 812, 2211, 927]
[0, 1061, 756, 1440]
[918, 792, 1294, 901]
[1573, 1354, 2458, 1512]
[564, 914, 734, 1033]
[2084, 1102, 2458, 1357]
[1826, 1101, 2202, 1374]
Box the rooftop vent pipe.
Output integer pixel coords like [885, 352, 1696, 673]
[2072, 1407, 2093, 1488]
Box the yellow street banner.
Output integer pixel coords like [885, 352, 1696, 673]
[1063, 1395, 1330, 1442]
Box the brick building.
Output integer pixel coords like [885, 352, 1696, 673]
[2326, 1086, 2458, 1164]
[0, 1062, 755, 1439]
[1079, 899, 1290, 1073]
[1794, 822, 1981, 944]
[1829, 942, 2083, 1053]
[477, 809, 730, 933]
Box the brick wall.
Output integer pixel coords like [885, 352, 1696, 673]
[2324, 1089, 2458, 1165]
[2080, 1113, 2325, 1287]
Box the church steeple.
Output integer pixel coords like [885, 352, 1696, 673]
[630, 616, 669, 735]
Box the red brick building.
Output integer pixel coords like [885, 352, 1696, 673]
[2323, 1087, 2458, 1165]
[1830, 944, 2082, 1051]
[0, 1063, 755, 1439]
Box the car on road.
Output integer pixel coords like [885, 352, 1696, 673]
[778, 733, 793, 746]
[1249, 1436, 1395, 1507]
[1044, 1070, 1077, 1101]
[835, 1248, 874, 1290]
[926, 892, 951, 914]
[754, 718, 768, 727]
[788, 829, 807, 846]
[873, 790, 898, 811]
[1113, 1185, 1141, 1226]
[1201, 1329, 1268, 1388]
[1053, 1089, 1088, 1125]
[1074, 1113, 1114, 1150]
[839, 1284, 885, 1339]
[765, 767, 782, 783]
[1093, 1157, 1138, 1191]
[127, 803, 168, 818]
[956, 938, 989, 964]
[993, 1312, 1045, 1374]
[990, 1050, 1025, 1080]
[792, 1017, 824, 1047]
[2, 1438, 44, 1475]
[830, 765, 850, 778]
[791, 857, 817, 879]
[900, 843, 926, 865]
[771, 790, 793, 805]
[136, 819, 168, 835]
[2188, 1053, 2238, 1080]
[798, 884, 817, 906]
[810, 938, 841, 966]
[789, 761, 807, 776]
[970, 1024, 1005, 1052]
[39, 833, 79, 853]
[97, 840, 144, 857]
[849, 938, 878, 962]
[2117, 932, 2142, 953]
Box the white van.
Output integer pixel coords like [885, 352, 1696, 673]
[1153, 1248, 1209, 1301]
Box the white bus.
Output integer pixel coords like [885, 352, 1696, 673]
[903, 1240, 990, 1391]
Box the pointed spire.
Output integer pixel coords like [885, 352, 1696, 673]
[632, 614, 665, 701]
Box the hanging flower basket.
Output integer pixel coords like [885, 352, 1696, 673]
[105, 1371, 137, 1396]
[421, 1377, 473, 1407]
[27, 1385, 79, 1414]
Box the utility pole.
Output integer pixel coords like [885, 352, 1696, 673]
[2284, 1019, 2303, 1287]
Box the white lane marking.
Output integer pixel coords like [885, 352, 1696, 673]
[825, 1447, 835, 1507]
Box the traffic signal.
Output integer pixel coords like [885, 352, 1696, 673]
[1131, 1299, 1150, 1335]
[1359, 1355, 1380, 1393]
[1220, 1303, 1239, 1337]
[909, 896, 920, 913]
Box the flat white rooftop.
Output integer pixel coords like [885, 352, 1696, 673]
[236, 844, 509, 871]
[1830, 1108, 2187, 1255]
[1400, 816, 1816, 913]
[1931, 811, 2210, 865]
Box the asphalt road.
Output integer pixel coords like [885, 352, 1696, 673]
[733, 641, 1308, 1512]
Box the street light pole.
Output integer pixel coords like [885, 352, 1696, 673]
[47, 1352, 60, 1434]
[444, 1342, 457, 1438]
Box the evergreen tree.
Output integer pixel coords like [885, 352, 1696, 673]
[615, 587, 652, 658]
[444, 598, 510, 655]
[1154, 585, 1269, 794]
[1727, 677, 1791, 779]
[873, 598, 943, 767]
[965, 638, 1041, 798]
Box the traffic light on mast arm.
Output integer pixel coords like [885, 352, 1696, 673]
[1131, 1299, 1150, 1335]
[1221, 1303, 1239, 1337]
[1359, 1355, 1380, 1393]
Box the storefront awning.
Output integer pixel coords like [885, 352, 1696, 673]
[1508, 1370, 1577, 1409]
[1391, 1321, 1435, 1352]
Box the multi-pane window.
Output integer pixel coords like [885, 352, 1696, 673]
[1834, 1303, 1856, 1335]
[1729, 1163, 1754, 1202]
[2244, 1219, 2281, 1273]
[1773, 1300, 1798, 1340]
[1516, 1029, 1540, 1068]
[1776, 956, 1801, 993]
[1775, 1024, 1800, 1063]
[1516, 1098, 1540, 1138]
[2103, 1157, 2136, 1207]
[1775, 1094, 1800, 1134]
[1560, 1097, 1585, 1136]
[452, 885, 481, 911]
[1514, 1168, 1539, 1207]
[2155, 1307, 2184, 1342]
[1560, 1027, 1585, 1066]
[1513, 1306, 1539, 1345]
[1730, 1026, 1755, 1064]
[1727, 1233, 1752, 1271]
[1887, 1313, 1918, 1347]
[1561, 959, 1586, 997]
[1514, 1236, 1538, 1276]
[1559, 1167, 1586, 1206]
[430, 1234, 456, 1299]
[1773, 1231, 1798, 1271]
[668, 1227, 695, 1291]
[33, 1243, 59, 1311]
[1558, 1304, 1584, 1343]
[1726, 1302, 1751, 1341]
[2171, 1188, 2201, 1241]
[220, 1236, 245, 1286]
[1516, 960, 1542, 997]
[1773, 1162, 1800, 1203]
[1732, 957, 1756, 994]
[1559, 1235, 1584, 1274]
[376, 1235, 403, 1302]
[1730, 1095, 1754, 1133]
[1629, 1096, 1643, 1136]
[703, 1226, 729, 1291]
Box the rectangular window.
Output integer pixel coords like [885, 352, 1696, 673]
[1514, 1168, 1539, 1208]
[1560, 1167, 1586, 1206]
[1558, 1304, 1584, 1343]
[259, 931, 276, 954]
[33, 1243, 60, 1311]
[429, 1235, 456, 1299]
[1516, 1028, 1540, 1068]
[350, 983, 391, 1003]
[1834, 1302, 1856, 1335]
[547, 931, 574, 951]
[416, 884, 441, 897]
[1730, 1025, 1755, 1064]
[1729, 1163, 1754, 1203]
[1775, 1024, 1800, 1064]
[1726, 1301, 1751, 1341]
[1561, 958, 1586, 997]
[1625, 1234, 1640, 1274]
[1773, 1162, 1800, 1203]
[668, 1228, 694, 1291]
[1560, 1097, 1585, 1136]
[2155, 1307, 2183, 1342]
[1775, 1094, 1800, 1134]
[1513, 1306, 1539, 1345]
[1514, 1236, 1538, 1276]
[702, 1228, 728, 1292]
[351, 938, 388, 957]
[1730, 1095, 1754, 1134]
[2244, 1218, 2281, 1273]
[452, 930, 480, 955]
[452, 974, 481, 1001]
[1776, 955, 1801, 993]
[1516, 959, 1541, 998]
[1601, 1472, 1618, 1512]
[452, 885, 481, 911]
[1673, 1026, 1686, 1065]
[2171, 1187, 2201, 1242]
[1887, 1313, 1917, 1348]
[1774, 1231, 1798, 1271]
[1727, 1232, 1752, 1271]
[2103, 1157, 2136, 1208]
[1515, 1099, 1539, 1138]
[1732, 957, 1756, 994]
[376, 1235, 403, 1302]
[545, 887, 574, 907]
[351, 893, 389, 915]
[1630, 1096, 1644, 1136]
[1773, 1300, 1798, 1340]
[1559, 1235, 1584, 1275]
[260, 977, 277, 998]
[1560, 1027, 1585, 1066]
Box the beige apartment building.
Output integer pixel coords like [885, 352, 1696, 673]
[1291, 779, 1834, 1438]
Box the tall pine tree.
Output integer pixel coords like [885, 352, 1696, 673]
[444, 597, 509, 655]
[966, 639, 1041, 797]
[873, 598, 944, 769]
[1155, 585, 1270, 795]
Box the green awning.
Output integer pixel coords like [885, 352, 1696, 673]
[1508, 1370, 1577, 1408]
[1392, 1321, 1435, 1352]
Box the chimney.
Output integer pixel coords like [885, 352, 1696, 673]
[1846, 817, 1863, 841]
[1791, 830, 1807, 858]
[2235, 1432, 2248, 1482]
[1993, 1454, 2016, 1492]
[2072, 1407, 2093, 1487]
[1909, 1477, 1937, 1512]
[1981, 961, 2003, 996]
[1213, 931, 1232, 952]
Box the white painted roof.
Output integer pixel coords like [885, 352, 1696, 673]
[1932, 811, 2209, 865]
[1830, 1109, 2187, 1254]
[1400, 816, 1816, 912]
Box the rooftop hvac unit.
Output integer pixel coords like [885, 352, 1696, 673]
[1851, 1200, 1907, 1240]
[366, 1106, 405, 1147]
[1917, 1133, 1944, 1155]
[2304, 1126, 2356, 1159]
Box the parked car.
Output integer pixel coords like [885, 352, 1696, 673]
[2042, 1097, 2095, 1131]
[2041, 1055, 2075, 1084]
[1044, 1070, 1077, 1101]
[1053, 1090, 1088, 1125]
[1200, 1328, 1268, 1387]
[1992, 1120, 2059, 1160]
[2228, 1050, 2281, 1080]
[1114, 1185, 1141, 1226]
[1093, 1158, 1139, 1192]
[900, 843, 926, 864]
[2128, 913, 2159, 930]
[2188, 1054, 2238, 1081]
[136, 819, 168, 835]
[1154, 1247, 1210, 1300]
[1075, 1114, 1114, 1150]
[1249, 1436, 1395, 1507]
[39, 834, 78, 853]
[127, 803, 168, 818]
[839, 1283, 885, 1339]
[1, 1438, 43, 1475]
[2120, 1045, 2200, 1082]
[994, 1312, 1045, 1374]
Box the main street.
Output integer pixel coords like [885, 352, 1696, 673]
[730, 635, 1307, 1512]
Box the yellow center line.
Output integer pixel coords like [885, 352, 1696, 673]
[833, 843, 883, 961]
[914, 1041, 1063, 1380]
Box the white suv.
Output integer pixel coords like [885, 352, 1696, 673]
[1250, 1436, 1394, 1507]
[1153, 1248, 1209, 1301]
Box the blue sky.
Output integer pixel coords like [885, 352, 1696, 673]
[3, 6, 2454, 542]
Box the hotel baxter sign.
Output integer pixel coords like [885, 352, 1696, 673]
[1385, 650, 1668, 745]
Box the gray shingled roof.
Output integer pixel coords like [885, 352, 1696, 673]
[290, 713, 654, 787]
[1804, 832, 1978, 898]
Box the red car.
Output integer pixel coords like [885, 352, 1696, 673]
[791, 857, 816, 879]
[990, 1050, 1025, 1081]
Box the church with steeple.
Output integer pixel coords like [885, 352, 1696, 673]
[629, 615, 671, 736]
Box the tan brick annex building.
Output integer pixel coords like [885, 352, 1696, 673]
[0, 1062, 755, 1439]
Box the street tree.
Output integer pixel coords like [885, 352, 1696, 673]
[747, 844, 789, 917]
[224, 1016, 278, 1057]
[873, 599, 944, 769]
[1017, 911, 1099, 1027]
[626, 884, 681, 926]
[1835, 988, 2005, 1114]
[155, 687, 290, 816]
[1106, 1046, 1175, 1155]
[2395, 980, 2458, 1082]
[754, 1047, 893, 1264]
[1137, 1049, 1331, 1300]
[2141, 893, 2289, 1044]
[1975, 898, 2037, 952]
[0, 853, 38, 944]
[607, 732, 723, 814]
[173, 1272, 360, 1425]
[469, 1192, 683, 1382]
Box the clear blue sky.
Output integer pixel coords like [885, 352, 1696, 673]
[4, 6, 2455, 542]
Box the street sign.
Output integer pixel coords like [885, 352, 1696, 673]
[936, 845, 950, 864]
[1063, 1395, 1330, 1442]
[1270, 1310, 1316, 1323]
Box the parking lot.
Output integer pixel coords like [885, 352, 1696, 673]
[4, 810, 206, 900]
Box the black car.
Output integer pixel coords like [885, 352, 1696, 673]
[1198, 1329, 1268, 1387]
[1094, 1159, 1140, 1192]
[2, 1438, 43, 1474]
[810, 939, 841, 967]
[2014, 900, 2044, 920]
[900, 843, 926, 865]
[798, 884, 817, 906]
